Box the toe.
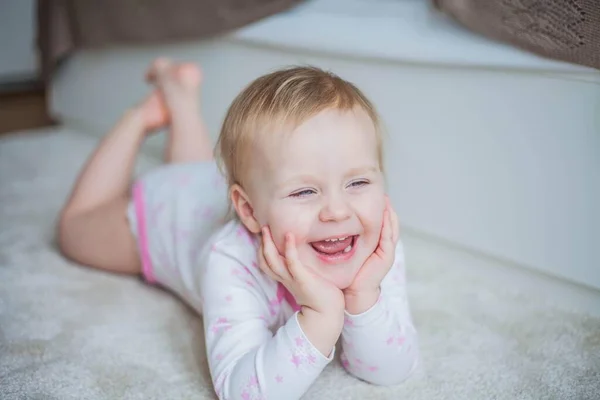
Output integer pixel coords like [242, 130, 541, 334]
[145, 57, 173, 83]
[177, 63, 202, 88]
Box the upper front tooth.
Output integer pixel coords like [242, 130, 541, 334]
[325, 236, 347, 242]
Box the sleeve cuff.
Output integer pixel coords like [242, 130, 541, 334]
[284, 312, 336, 362]
[343, 295, 387, 328]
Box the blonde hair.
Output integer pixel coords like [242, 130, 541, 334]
[215, 66, 383, 189]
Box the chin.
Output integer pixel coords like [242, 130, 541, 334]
[319, 262, 363, 290]
[328, 275, 354, 290]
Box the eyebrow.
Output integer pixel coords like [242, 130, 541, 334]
[275, 174, 315, 190]
[344, 165, 379, 178]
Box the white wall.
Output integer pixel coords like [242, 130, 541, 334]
[49, 39, 600, 291]
[0, 0, 38, 82]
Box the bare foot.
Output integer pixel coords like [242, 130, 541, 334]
[136, 91, 170, 132]
[145, 57, 203, 110]
[144, 57, 212, 162]
[134, 58, 202, 134]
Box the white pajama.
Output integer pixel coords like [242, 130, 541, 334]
[127, 162, 419, 400]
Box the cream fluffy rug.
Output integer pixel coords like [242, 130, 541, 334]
[1, 127, 599, 399]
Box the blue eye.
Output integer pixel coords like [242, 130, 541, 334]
[290, 189, 316, 198]
[349, 180, 369, 188]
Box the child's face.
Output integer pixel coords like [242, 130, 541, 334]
[248, 108, 386, 289]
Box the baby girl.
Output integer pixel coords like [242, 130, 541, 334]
[58, 59, 419, 399]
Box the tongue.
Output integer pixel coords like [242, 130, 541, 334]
[311, 237, 353, 255]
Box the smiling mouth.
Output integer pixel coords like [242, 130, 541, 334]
[310, 235, 358, 262]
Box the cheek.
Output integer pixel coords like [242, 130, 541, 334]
[266, 204, 314, 253]
[359, 193, 386, 236]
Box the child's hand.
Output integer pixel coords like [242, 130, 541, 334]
[259, 226, 344, 356]
[259, 226, 344, 315]
[343, 197, 399, 314]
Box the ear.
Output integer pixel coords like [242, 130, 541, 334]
[230, 183, 261, 234]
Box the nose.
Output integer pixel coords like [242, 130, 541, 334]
[319, 194, 352, 222]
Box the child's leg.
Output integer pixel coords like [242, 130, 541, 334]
[146, 58, 213, 163]
[57, 94, 167, 274]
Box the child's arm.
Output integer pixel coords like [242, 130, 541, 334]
[340, 242, 419, 385]
[202, 247, 339, 400]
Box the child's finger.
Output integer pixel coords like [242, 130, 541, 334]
[390, 206, 400, 244]
[380, 209, 395, 255]
[261, 226, 291, 281]
[257, 241, 279, 282]
[385, 195, 400, 244]
[283, 233, 307, 282]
